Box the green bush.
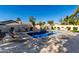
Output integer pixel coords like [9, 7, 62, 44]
[51, 27, 55, 30]
[71, 30, 79, 32]
[72, 27, 79, 32]
[73, 27, 78, 31]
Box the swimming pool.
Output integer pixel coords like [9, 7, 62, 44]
[27, 30, 56, 38]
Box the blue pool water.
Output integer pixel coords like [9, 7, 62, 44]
[27, 30, 55, 38]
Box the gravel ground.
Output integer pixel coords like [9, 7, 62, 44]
[0, 32, 79, 53]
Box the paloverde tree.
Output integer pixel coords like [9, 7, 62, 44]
[39, 21, 43, 26]
[59, 18, 65, 25]
[60, 15, 76, 25]
[61, 16, 69, 25]
[16, 18, 22, 24]
[42, 22, 46, 25]
[48, 20, 54, 25]
[38, 21, 46, 26]
[16, 18, 21, 21]
[29, 16, 36, 26]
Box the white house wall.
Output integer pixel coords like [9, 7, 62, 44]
[53, 25, 79, 31]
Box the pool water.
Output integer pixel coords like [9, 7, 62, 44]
[27, 30, 55, 38]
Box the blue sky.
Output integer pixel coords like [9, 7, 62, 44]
[0, 5, 78, 23]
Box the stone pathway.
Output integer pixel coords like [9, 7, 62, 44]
[64, 34, 79, 53]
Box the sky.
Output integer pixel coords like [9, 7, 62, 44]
[0, 5, 78, 23]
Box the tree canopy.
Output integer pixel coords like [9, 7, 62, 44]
[29, 16, 36, 26]
[48, 20, 54, 25]
[60, 6, 79, 25]
[16, 18, 21, 21]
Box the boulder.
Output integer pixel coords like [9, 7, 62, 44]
[2, 34, 14, 43]
[62, 47, 68, 53]
[40, 48, 48, 53]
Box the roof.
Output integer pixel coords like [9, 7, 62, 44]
[0, 20, 17, 25]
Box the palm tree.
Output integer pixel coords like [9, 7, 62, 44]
[59, 6, 79, 25]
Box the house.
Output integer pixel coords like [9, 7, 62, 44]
[53, 25, 79, 31]
[44, 24, 79, 31]
[0, 20, 22, 25]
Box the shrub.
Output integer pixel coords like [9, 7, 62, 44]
[73, 27, 78, 31]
